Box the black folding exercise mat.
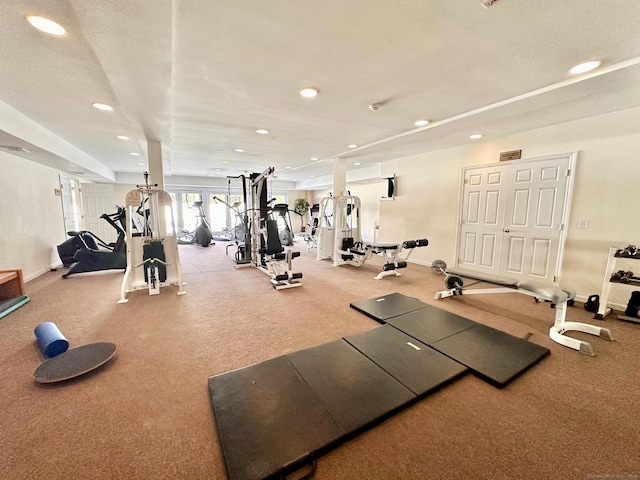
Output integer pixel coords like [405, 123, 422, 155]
[208, 356, 344, 480]
[343, 325, 468, 396]
[386, 307, 478, 345]
[286, 339, 416, 434]
[349, 292, 430, 323]
[430, 323, 551, 388]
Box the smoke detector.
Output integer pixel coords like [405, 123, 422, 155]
[368, 103, 383, 112]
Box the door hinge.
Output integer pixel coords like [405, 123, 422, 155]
[553, 275, 557, 283]
[565, 169, 571, 177]
[464, 178, 469, 185]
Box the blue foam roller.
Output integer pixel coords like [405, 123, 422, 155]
[34, 322, 69, 358]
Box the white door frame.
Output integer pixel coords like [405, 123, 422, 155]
[454, 152, 576, 283]
[59, 175, 82, 234]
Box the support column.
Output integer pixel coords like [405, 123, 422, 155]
[332, 157, 347, 197]
[146, 140, 166, 235]
[147, 140, 164, 190]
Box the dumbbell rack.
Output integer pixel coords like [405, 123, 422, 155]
[595, 246, 640, 323]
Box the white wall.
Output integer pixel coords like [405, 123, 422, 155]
[0, 151, 67, 281]
[5, 106, 640, 307]
[366, 106, 640, 305]
[112, 183, 138, 206]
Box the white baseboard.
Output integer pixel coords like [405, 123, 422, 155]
[25, 263, 63, 283]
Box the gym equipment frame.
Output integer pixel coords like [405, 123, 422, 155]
[595, 245, 640, 323]
[316, 194, 428, 279]
[118, 173, 185, 303]
[231, 167, 303, 290]
[432, 260, 613, 356]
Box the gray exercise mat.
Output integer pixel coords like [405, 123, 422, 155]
[287, 339, 416, 434]
[349, 292, 430, 323]
[343, 325, 468, 396]
[208, 356, 344, 480]
[430, 323, 551, 388]
[386, 306, 477, 345]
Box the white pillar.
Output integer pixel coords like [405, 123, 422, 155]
[146, 140, 166, 235]
[333, 157, 347, 197]
[147, 140, 164, 190]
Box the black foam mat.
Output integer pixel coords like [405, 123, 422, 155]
[387, 306, 477, 345]
[343, 325, 468, 396]
[208, 356, 344, 480]
[349, 292, 430, 323]
[430, 323, 551, 388]
[287, 339, 416, 434]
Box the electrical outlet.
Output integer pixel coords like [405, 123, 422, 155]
[577, 219, 589, 229]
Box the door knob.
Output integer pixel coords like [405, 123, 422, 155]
[504, 229, 510, 233]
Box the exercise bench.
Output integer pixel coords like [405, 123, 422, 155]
[337, 239, 429, 279]
[432, 262, 613, 356]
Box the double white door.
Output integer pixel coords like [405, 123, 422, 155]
[457, 153, 575, 283]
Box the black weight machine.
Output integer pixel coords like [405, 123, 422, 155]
[221, 174, 253, 265]
[57, 207, 127, 278]
[229, 167, 303, 289]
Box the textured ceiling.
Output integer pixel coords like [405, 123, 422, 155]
[1, 0, 639, 186]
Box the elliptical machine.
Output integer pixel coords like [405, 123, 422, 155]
[57, 207, 127, 278]
[177, 200, 213, 247]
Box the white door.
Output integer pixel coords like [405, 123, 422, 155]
[59, 175, 82, 234]
[457, 153, 574, 283]
[500, 156, 571, 281]
[458, 164, 508, 275]
[81, 184, 115, 243]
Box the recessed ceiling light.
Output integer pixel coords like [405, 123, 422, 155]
[309, 175, 315, 178]
[354, 162, 361, 166]
[348, 144, 358, 149]
[136, 162, 145, 166]
[92, 103, 113, 111]
[116, 135, 130, 140]
[469, 134, 483, 140]
[26, 16, 66, 36]
[299, 87, 319, 98]
[414, 119, 430, 126]
[256, 129, 269, 135]
[310, 157, 319, 161]
[222, 160, 231, 164]
[234, 148, 244, 153]
[569, 61, 601, 75]
[285, 166, 292, 169]
[129, 152, 140, 156]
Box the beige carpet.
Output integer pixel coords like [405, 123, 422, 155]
[1, 239, 638, 480]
